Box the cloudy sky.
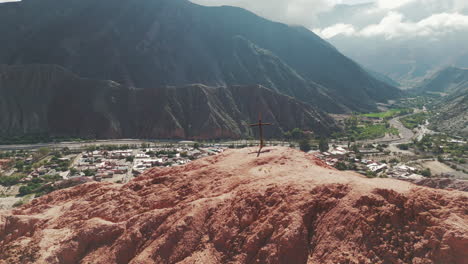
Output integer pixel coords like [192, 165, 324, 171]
[2, 0, 467, 40]
[190, 0, 468, 40]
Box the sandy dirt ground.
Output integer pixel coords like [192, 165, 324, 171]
[0, 196, 21, 210]
[422, 160, 467, 179]
[423, 161, 457, 174]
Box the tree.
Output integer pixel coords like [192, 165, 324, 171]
[86, 145, 97, 152]
[299, 140, 311, 152]
[345, 116, 358, 131]
[437, 155, 444, 162]
[291, 128, 306, 140]
[70, 168, 78, 176]
[19, 185, 35, 196]
[15, 161, 25, 172]
[347, 136, 355, 149]
[397, 144, 409, 150]
[319, 138, 329, 153]
[0, 173, 26, 186]
[39, 147, 50, 156]
[62, 147, 71, 155]
[83, 169, 96, 177]
[421, 168, 432, 177]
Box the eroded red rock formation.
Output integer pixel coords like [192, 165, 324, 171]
[1, 147, 467, 263]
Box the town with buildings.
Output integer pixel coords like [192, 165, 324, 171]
[0, 142, 225, 209]
[313, 135, 467, 181]
[1, 109, 467, 210]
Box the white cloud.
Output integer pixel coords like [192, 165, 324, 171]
[0, 0, 21, 2]
[316, 11, 468, 39]
[313, 23, 356, 38]
[362, 12, 468, 39]
[190, 0, 343, 25]
[377, 0, 416, 10]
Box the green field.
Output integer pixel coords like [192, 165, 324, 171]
[351, 124, 399, 140]
[400, 113, 428, 129]
[362, 108, 412, 119]
[337, 123, 400, 140]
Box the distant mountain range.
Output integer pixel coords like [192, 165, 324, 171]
[414, 67, 468, 137]
[318, 4, 468, 87]
[0, 0, 400, 139]
[414, 67, 468, 95]
[0, 64, 338, 139]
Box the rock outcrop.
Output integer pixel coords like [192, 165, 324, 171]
[404, 178, 468, 192]
[1, 147, 466, 264]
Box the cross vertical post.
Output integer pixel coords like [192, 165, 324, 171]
[250, 113, 272, 157]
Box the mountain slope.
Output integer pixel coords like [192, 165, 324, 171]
[1, 147, 466, 263]
[0, 64, 337, 139]
[431, 94, 468, 137]
[414, 67, 468, 137]
[415, 67, 468, 94]
[0, 0, 400, 113]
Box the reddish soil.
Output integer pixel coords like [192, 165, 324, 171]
[403, 178, 468, 192]
[0, 147, 467, 264]
[0, 159, 11, 170]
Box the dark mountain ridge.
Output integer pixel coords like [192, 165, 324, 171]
[0, 0, 400, 114]
[0, 64, 338, 139]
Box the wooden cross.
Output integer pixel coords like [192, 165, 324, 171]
[250, 113, 272, 157]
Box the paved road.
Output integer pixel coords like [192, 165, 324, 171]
[0, 139, 289, 152]
[388, 116, 415, 144]
[352, 112, 433, 149]
[0, 139, 179, 151]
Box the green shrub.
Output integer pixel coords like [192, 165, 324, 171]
[299, 140, 312, 152]
[397, 144, 409, 150]
[319, 138, 329, 152]
[0, 173, 27, 186]
[365, 171, 377, 178]
[335, 162, 348, 171]
[421, 168, 432, 177]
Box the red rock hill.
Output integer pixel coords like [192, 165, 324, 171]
[1, 147, 467, 264]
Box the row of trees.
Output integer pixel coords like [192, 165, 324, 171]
[283, 128, 329, 153]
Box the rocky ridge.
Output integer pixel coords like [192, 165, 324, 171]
[0, 64, 337, 139]
[0, 147, 466, 263]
